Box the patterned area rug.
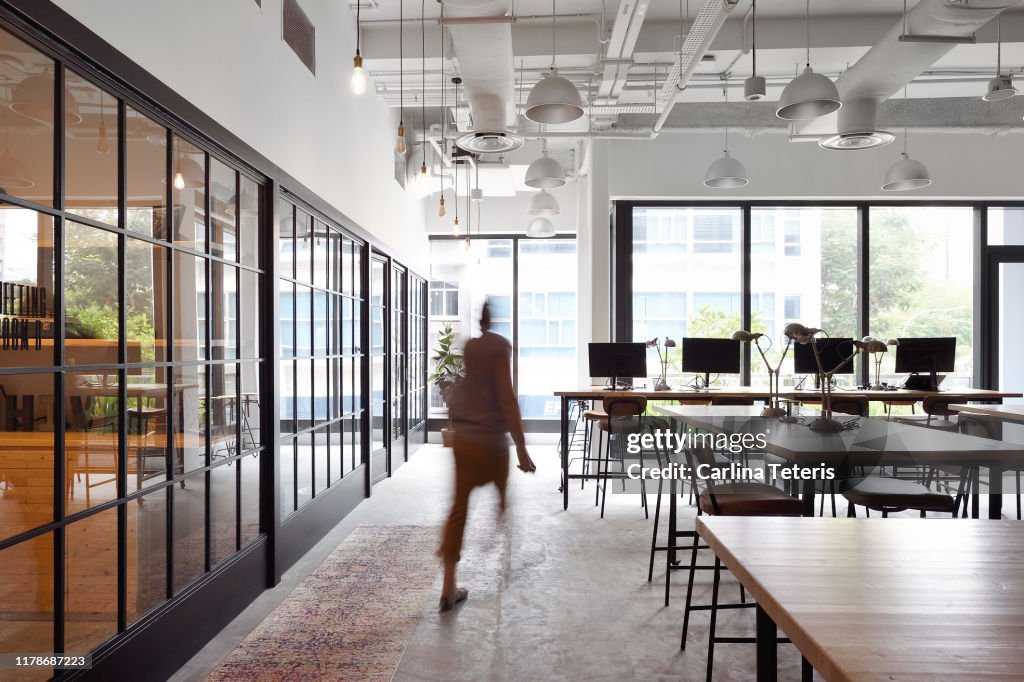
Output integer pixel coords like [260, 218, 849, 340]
[207, 525, 440, 681]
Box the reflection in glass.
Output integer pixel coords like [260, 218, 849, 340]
[65, 371, 120, 512]
[313, 220, 329, 289]
[128, 374, 169, 492]
[314, 427, 328, 494]
[210, 363, 238, 463]
[296, 285, 312, 358]
[210, 461, 237, 566]
[174, 365, 207, 475]
[345, 416, 362, 472]
[210, 157, 237, 261]
[65, 222, 119, 366]
[171, 135, 206, 251]
[280, 359, 295, 437]
[313, 290, 328, 356]
[279, 438, 295, 519]
[278, 196, 294, 279]
[65, 71, 118, 225]
[296, 211, 312, 284]
[172, 472, 206, 594]
[0, 26, 56, 208]
[296, 431, 312, 508]
[173, 251, 206, 362]
[0, 373, 54, 539]
[0, 533, 54, 674]
[296, 359, 312, 427]
[211, 262, 238, 360]
[988, 207, 1024, 246]
[279, 280, 295, 357]
[240, 451, 260, 546]
[328, 422, 342, 484]
[239, 362, 262, 452]
[126, 106, 167, 240]
[128, 487, 167, 623]
[0, 206, 55, 368]
[313, 358, 329, 426]
[65, 507, 117, 654]
[239, 176, 259, 267]
[240, 268, 260, 359]
[127, 237, 169, 364]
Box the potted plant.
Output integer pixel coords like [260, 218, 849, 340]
[429, 322, 464, 447]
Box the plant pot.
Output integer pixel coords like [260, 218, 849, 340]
[441, 428, 456, 447]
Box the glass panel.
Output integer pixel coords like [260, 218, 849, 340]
[352, 241, 362, 298]
[998, 262, 1024, 406]
[341, 238, 353, 296]
[172, 472, 206, 594]
[345, 415, 361, 472]
[296, 285, 312, 357]
[239, 362, 262, 452]
[279, 438, 296, 520]
[173, 251, 206, 362]
[65, 507, 117, 654]
[370, 259, 386, 454]
[329, 422, 342, 484]
[0, 206, 55, 367]
[280, 359, 295, 437]
[239, 176, 260, 268]
[313, 357, 329, 425]
[209, 158, 237, 261]
[296, 430, 312, 508]
[239, 268, 259, 359]
[66, 371, 120, 512]
[128, 486, 167, 623]
[240, 450, 260, 546]
[171, 136, 206, 251]
[64, 71, 118, 225]
[296, 359, 312, 428]
[750, 207, 859, 386]
[174, 365, 207, 475]
[211, 262, 238, 360]
[313, 290, 328, 356]
[295, 210, 312, 284]
[313, 427, 328, 494]
[126, 106, 167, 240]
[869, 207, 974, 388]
[127, 237, 169, 364]
[988, 208, 1024, 246]
[279, 280, 295, 357]
[127, 370, 170, 491]
[0, 374, 55, 539]
[313, 220, 329, 290]
[632, 207, 743, 387]
[0, 27, 55, 208]
[517, 240, 578, 419]
[210, 363, 238, 462]
[210, 461, 237, 566]
[65, 221, 119, 366]
[0, 533, 54, 675]
[278, 195, 294, 279]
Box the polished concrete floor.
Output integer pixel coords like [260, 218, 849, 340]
[170, 438, 1018, 682]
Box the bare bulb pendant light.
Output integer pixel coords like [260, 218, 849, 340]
[395, 0, 406, 154]
[525, 137, 566, 189]
[776, 0, 841, 120]
[351, 0, 366, 94]
[983, 17, 1016, 102]
[96, 91, 110, 155]
[705, 82, 749, 189]
[418, 0, 428, 185]
[744, 0, 766, 101]
[883, 88, 931, 191]
[525, 0, 584, 124]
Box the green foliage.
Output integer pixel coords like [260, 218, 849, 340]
[428, 322, 464, 400]
[65, 304, 119, 340]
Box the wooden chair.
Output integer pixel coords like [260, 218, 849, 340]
[595, 393, 648, 518]
[883, 398, 917, 420]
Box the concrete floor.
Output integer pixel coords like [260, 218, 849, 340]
[172, 438, 1022, 682]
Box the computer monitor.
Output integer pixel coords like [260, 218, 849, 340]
[895, 337, 956, 391]
[793, 338, 856, 384]
[680, 338, 740, 387]
[588, 343, 648, 389]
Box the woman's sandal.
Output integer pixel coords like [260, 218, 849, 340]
[439, 587, 469, 612]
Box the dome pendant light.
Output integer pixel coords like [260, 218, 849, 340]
[395, 0, 406, 154]
[527, 217, 556, 238]
[776, 0, 841, 120]
[527, 189, 560, 217]
[350, 0, 366, 95]
[525, 138, 566, 189]
[471, 162, 483, 202]
[983, 17, 1016, 102]
[525, 0, 584, 124]
[883, 91, 931, 192]
[0, 126, 34, 190]
[744, 0, 766, 101]
[705, 82, 749, 189]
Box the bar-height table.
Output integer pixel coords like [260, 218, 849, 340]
[652, 405, 1024, 519]
[553, 386, 1021, 510]
[697, 516, 1024, 681]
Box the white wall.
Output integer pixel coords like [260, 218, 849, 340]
[53, 0, 428, 272]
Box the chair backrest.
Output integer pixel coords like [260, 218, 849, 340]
[957, 413, 1001, 440]
[602, 393, 647, 417]
[831, 396, 869, 416]
[683, 445, 723, 514]
[922, 396, 955, 417]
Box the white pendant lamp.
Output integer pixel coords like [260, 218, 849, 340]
[525, 0, 583, 124]
[350, 0, 366, 95]
[983, 17, 1016, 102]
[882, 152, 930, 191]
[11, 74, 82, 125]
[705, 82, 749, 189]
[525, 142, 566, 189]
[744, 0, 766, 101]
[527, 217, 556, 238]
[527, 189, 560, 217]
[776, 0, 841, 120]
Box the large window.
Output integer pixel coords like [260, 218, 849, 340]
[0, 22, 265, 663]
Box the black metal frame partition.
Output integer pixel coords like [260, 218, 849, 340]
[0, 2, 429, 680]
[612, 200, 1024, 392]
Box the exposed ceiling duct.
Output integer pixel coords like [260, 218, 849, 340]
[593, 0, 650, 107]
[444, 0, 523, 154]
[812, 0, 1023, 150]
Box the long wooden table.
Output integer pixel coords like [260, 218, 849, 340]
[554, 386, 1022, 510]
[697, 516, 1024, 681]
[949, 402, 1024, 424]
[653, 405, 1024, 519]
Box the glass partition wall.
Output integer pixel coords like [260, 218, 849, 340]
[0, 24, 267, 667]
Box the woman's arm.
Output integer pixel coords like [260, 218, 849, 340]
[493, 341, 535, 471]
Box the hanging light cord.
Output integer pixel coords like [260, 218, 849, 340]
[751, 0, 757, 77]
[398, 0, 403, 128]
[551, 0, 557, 70]
[356, 0, 361, 57]
[903, 84, 909, 155]
[440, 6, 445, 194]
[421, 0, 426, 155]
[804, 0, 810, 67]
[997, 16, 1002, 76]
[723, 80, 729, 153]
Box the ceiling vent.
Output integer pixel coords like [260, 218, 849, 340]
[818, 99, 894, 150]
[283, 0, 316, 75]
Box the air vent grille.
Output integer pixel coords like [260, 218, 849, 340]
[283, 0, 316, 75]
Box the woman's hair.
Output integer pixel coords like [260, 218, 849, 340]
[480, 301, 491, 331]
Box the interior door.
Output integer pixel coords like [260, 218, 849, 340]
[369, 256, 389, 482]
[390, 264, 408, 471]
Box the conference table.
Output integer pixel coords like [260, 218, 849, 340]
[653, 404, 1024, 519]
[553, 385, 1022, 510]
[697, 516, 1024, 681]
[949, 402, 1024, 424]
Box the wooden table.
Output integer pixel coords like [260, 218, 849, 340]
[652, 405, 1024, 519]
[949, 402, 1024, 424]
[553, 386, 1020, 509]
[697, 516, 1024, 681]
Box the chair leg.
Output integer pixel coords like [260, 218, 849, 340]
[648, 475, 663, 582]
[847, 501, 856, 517]
[639, 446, 649, 518]
[1017, 470, 1022, 521]
[680, 533, 700, 648]
[594, 431, 604, 507]
[705, 557, 722, 682]
[600, 435, 611, 518]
